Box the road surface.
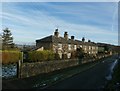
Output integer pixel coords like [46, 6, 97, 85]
[46, 55, 118, 89]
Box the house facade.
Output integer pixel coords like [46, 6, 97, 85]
[36, 29, 98, 59]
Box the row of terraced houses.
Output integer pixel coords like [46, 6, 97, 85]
[36, 29, 116, 59]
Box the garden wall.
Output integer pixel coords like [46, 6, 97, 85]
[19, 59, 79, 78]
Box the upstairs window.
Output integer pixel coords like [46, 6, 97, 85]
[89, 46, 91, 50]
[68, 44, 71, 50]
[58, 44, 62, 50]
[80, 45, 82, 48]
[74, 45, 77, 50]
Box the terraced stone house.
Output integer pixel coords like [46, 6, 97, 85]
[36, 29, 98, 59]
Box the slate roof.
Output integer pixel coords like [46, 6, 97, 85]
[36, 35, 97, 46]
[97, 42, 112, 47]
[75, 40, 97, 46]
[36, 35, 53, 42]
[36, 35, 78, 44]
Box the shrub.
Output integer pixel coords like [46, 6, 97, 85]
[47, 51, 55, 61]
[28, 50, 55, 62]
[2, 51, 22, 64]
[62, 54, 68, 59]
[54, 53, 60, 60]
[70, 51, 76, 59]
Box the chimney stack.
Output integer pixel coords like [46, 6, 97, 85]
[54, 28, 59, 37]
[82, 37, 85, 42]
[88, 40, 91, 42]
[64, 32, 68, 40]
[71, 36, 74, 40]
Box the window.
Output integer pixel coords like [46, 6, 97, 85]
[53, 45, 57, 53]
[68, 44, 71, 50]
[80, 45, 82, 48]
[92, 46, 95, 50]
[67, 53, 71, 58]
[74, 45, 77, 50]
[84, 46, 86, 50]
[58, 44, 62, 50]
[89, 46, 91, 50]
[96, 47, 98, 50]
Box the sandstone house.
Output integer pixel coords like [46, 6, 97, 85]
[36, 29, 99, 59]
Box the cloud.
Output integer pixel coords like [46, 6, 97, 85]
[111, 3, 118, 32]
[1, 2, 118, 45]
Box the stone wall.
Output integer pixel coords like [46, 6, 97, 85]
[19, 59, 79, 78]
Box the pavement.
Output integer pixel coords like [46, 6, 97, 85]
[46, 55, 118, 89]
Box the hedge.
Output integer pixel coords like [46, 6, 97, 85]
[2, 51, 22, 64]
[28, 50, 55, 62]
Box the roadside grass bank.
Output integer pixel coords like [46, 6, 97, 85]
[105, 58, 120, 90]
[1, 50, 22, 64]
[2, 56, 111, 89]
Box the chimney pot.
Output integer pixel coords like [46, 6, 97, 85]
[64, 32, 68, 40]
[82, 37, 85, 42]
[54, 28, 59, 37]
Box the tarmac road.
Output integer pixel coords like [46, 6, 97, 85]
[46, 55, 118, 89]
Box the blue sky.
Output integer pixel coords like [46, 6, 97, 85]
[0, 2, 118, 45]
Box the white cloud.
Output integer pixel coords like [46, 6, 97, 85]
[1, 2, 118, 45]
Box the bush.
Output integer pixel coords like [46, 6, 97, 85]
[28, 50, 55, 62]
[70, 51, 76, 59]
[2, 51, 22, 64]
[62, 54, 68, 59]
[54, 53, 60, 60]
[47, 51, 55, 61]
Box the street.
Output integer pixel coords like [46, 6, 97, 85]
[46, 55, 118, 89]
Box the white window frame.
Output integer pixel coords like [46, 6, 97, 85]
[80, 45, 82, 48]
[74, 45, 77, 50]
[58, 43, 62, 50]
[89, 46, 91, 50]
[68, 44, 71, 50]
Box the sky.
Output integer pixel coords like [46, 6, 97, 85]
[0, 2, 118, 45]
